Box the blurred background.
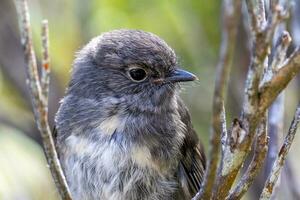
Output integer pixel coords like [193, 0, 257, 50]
[0, 0, 299, 199]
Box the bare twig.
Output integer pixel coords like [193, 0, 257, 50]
[15, 0, 72, 199]
[227, 118, 269, 200]
[244, 0, 288, 113]
[209, 1, 269, 199]
[221, 104, 228, 152]
[0, 0, 64, 144]
[246, 0, 266, 34]
[192, 1, 241, 199]
[270, 31, 292, 71]
[41, 20, 50, 101]
[210, 1, 296, 199]
[263, 30, 290, 199]
[243, 0, 268, 116]
[212, 118, 250, 200]
[260, 103, 300, 200]
[259, 48, 300, 112]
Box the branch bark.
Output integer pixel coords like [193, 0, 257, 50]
[209, 1, 298, 199]
[259, 48, 300, 112]
[260, 103, 300, 200]
[15, 0, 72, 199]
[192, 0, 241, 199]
[227, 117, 269, 200]
[0, 0, 64, 144]
[10, 1, 300, 200]
[262, 29, 290, 199]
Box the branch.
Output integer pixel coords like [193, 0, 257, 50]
[262, 29, 290, 199]
[260, 103, 300, 200]
[244, 0, 287, 114]
[228, 29, 291, 200]
[212, 118, 250, 200]
[243, 0, 268, 116]
[246, 0, 267, 34]
[227, 118, 269, 200]
[15, 0, 72, 199]
[259, 48, 300, 112]
[210, 2, 293, 199]
[41, 20, 50, 100]
[208, 2, 268, 199]
[192, 0, 241, 199]
[270, 31, 292, 71]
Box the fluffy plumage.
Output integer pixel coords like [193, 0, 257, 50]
[55, 29, 206, 200]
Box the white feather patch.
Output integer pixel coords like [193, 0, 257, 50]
[97, 114, 124, 135]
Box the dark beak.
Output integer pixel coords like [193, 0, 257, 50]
[166, 69, 198, 83]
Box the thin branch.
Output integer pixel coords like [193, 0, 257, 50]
[259, 48, 300, 112]
[264, 1, 288, 51]
[269, 31, 291, 70]
[41, 20, 50, 101]
[192, 0, 241, 199]
[229, 29, 291, 200]
[15, 0, 72, 199]
[243, 0, 268, 117]
[244, 1, 287, 112]
[208, 2, 268, 199]
[221, 103, 228, 152]
[260, 103, 300, 200]
[246, 0, 266, 34]
[262, 30, 292, 84]
[263, 29, 290, 199]
[212, 118, 250, 200]
[227, 117, 269, 200]
[210, 1, 293, 199]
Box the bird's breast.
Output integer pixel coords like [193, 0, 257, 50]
[62, 134, 178, 200]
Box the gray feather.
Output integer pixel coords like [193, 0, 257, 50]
[55, 29, 205, 200]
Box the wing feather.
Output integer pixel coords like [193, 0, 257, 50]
[177, 98, 206, 198]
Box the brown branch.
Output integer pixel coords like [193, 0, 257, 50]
[209, 1, 268, 199]
[212, 118, 250, 200]
[270, 31, 291, 71]
[41, 20, 50, 101]
[227, 117, 269, 200]
[192, 0, 241, 199]
[260, 103, 300, 200]
[243, 0, 267, 116]
[210, 2, 293, 199]
[262, 30, 291, 199]
[259, 48, 300, 112]
[261, 30, 291, 84]
[247, 0, 267, 33]
[244, 1, 287, 110]
[15, 0, 72, 199]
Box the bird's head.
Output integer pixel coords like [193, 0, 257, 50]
[67, 29, 197, 113]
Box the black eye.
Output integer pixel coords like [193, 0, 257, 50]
[128, 68, 147, 82]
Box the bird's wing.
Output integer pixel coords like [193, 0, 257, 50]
[177, 98, 206, 198]
[52, 125, 58, 142]
[52, 126, 61, 157]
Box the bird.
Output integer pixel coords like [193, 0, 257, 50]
[55, 29, 206, 200]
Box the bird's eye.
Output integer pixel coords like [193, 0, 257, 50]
[128, 68, 147, 82]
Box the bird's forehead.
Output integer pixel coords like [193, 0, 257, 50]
[90, 30, 177, 70]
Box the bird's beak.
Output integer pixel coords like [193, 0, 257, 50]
[166, 69, 198, 83]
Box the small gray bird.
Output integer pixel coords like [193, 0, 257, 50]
[55, 29, 206, 200]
